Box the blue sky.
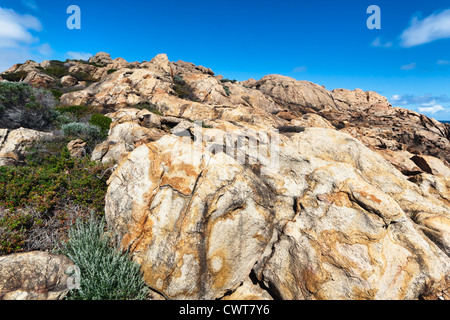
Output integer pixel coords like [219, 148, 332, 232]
[1, 0, 450, 120]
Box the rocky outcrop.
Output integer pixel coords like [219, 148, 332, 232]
[91, 108, 166, 164]
[0, 128, 53, 166]
[67, 139, 87, 159]
[243, 75, 337, 113]
[105, 127, 450, 300]
[0, 251, 74, 300]
[2, 52, 449, 300]
[54, 53, 450, 172]
[89, 52, 113, 67]
[61, 75, 78, 87]
[23, 71, 55, 88]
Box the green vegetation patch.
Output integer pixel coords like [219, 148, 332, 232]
[59, 216, 148, 300]
[133, 103, 162, 115]
[1, 71, 28, 82]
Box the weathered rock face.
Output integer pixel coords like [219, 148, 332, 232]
[89, 52, 113, 67]
[3, 52, 449, 300]
[244, 75, 337, 113]
[67, 139, 87, 159]
[24, 71, 55, 88]
[91, 108, 166, 164]
[106, 135, 277, 299]
[54, 52, 450, 172]
[61, 75, 78, 87]
[0, 251, 74, 300]
[105, 127, 450, 300]
[0, 128, 53, 166]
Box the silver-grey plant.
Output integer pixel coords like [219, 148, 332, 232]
[59, 215, 149, 300]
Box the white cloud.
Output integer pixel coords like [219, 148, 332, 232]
[391, 94, 448, 116]
[0, 7, 42, 48]
[390, 93, 450, 107]
[400, 62, 416, 70]
[418, 105, 445, 114]
[401, 9, 450, 47]
[371, 37, 393, 48]
[65, 51, 93, 61]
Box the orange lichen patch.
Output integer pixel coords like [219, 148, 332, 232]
[209, 250, 232, 291]
[252, 233, 267, 243]
[319, 231, 359, 273]
[352, 287, 377, 300]
[160, 163, 200, 195]
[317, 192, 352, 207]
[121, 210, 154, 253]
[138, 235, 202, 299]
[351, 186, 382, 204]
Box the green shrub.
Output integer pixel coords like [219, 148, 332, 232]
[52, 112, 76, 127]
[107, 69, 118, 74]
[0, 82, 56, 130]
[133, 103, 162, 115]
[59, 216, 148, 300]
[223, 85, 231, 96]
[1, 71, 28, 82]
[220, 78, 237, 84]
[173, 76, 198, 101]
[55, 105, 92, 119]
[0, 147, 110, 214]
[61, 122, 102, 142]
[89, 113, 112, 135]
[44, 67, 69, 78]
[0, 209, 34, 255]
[50, 89, 64, 101]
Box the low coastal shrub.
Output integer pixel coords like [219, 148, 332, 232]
[0, 82, 56, 130]
[1, 71, 28, 82]
[0, 145, 111, 254]
[173, 75, 198, 101]
[61, 122, 102, 142]
[55, 105, 93, 119]
[89, 113, 112, 138]
[0, 209, 34, 255]
[223, 85, 231, 96]
[44, 66, 69, 78]
[59, 216, 148, 300]
[0, 147, 110, 214]
[133, 103, 162, 115]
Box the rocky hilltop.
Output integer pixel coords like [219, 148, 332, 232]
[0, 52, 449, 300]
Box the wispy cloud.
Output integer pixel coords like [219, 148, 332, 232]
[400, 9, 450, 47]
[0, 7, 42, 48]
[390, 93, 449, 116]
[418, 105, 445, 114]
[0, 7, 48, 71]
[400, 62, 416, 70]
[371, 37, 393, 48]
[390, 93, 450, 106]
[65, 51, 93, 61]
